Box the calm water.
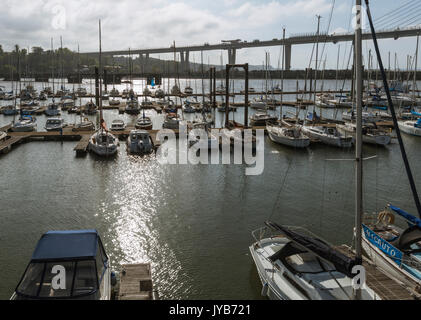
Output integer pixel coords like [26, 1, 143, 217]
[1, 79, 421, 299]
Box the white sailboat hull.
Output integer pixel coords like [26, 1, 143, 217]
[398, 121, 421, 137]
[267, 127, 310, 148]
[300, 126, 352, 148]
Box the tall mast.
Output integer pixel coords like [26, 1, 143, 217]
[354, 0, 363, 300]
[313, 15, 321, 108]
[51, 39, 55, 103]
[280, 27, 285, 120]
[99, 20, 103, 124]
[413, 35, 419, 108]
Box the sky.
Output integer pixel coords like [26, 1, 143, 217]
[0, 0, 420, 69]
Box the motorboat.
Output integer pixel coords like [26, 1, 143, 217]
[125, 98, 140, 114]
[300, 125, 352, 148]
[362, 205, 421, 296]
[336, 122, 391, 146]
[267, 122, 310, 148]
[45, 118, 66, 132]
[88, 130, 119, 156]
[398, 119, 421, 137]
[184, 86, 193, 95]
[109, 98, 120, 106]
[126, 129, 154, 154]
[2, 105, 18, 116]
[135, 114, 153, 130]
[182, 101, 196, 113]
[12, 115, 37, 132]
[249, 112, 278, 126]
[110, 119, 126, 131]
[250, 97, 267, 110]
[60, 99, 75, 111]
[11, 229, 112, 300]
[76, 87, 87, 97]
[84, 101, 97, 115]
[45, 102, 60, 116]
[249, 222, 379, 300]
[162, 113, 181, 129]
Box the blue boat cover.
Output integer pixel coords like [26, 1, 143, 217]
[390, 205, 421, 228]
[31, 230, 99, 261]
[411, 110, 421, 117]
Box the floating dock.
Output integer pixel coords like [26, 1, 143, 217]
[116, 263, 157, 300]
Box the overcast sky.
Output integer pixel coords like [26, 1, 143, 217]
[1, 0, 420, 69]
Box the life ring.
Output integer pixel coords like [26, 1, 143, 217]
[378, 210, 395, 225]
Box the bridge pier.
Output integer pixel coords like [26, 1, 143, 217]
[285, 44, 291, 71]
[228, 48, 237, 65]
[179, 50, 190, 74]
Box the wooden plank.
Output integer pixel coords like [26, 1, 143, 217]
[0, 135, 28, 153]
[73, 135, 90, 155]
[335, 245, 416, 300]
[118, 263, 154, 300]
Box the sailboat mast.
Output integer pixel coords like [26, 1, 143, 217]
[313, 15, 321, 107]
[99, 20, 103, 124]
[413, 35, 419, 107]
[354, 0, 363, 300]
[280, 27, 285, 120]
[51, 39, 55, 102]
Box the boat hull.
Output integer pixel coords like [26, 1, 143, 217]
[398, 121, 421, 137]
[268, 130, 310, 148]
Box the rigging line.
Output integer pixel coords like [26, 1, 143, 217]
[268, 158, 293, 222]
[373, 0, 419, 25]
[375, 4, 421, 29]
[319, 157, 327, 235]
[319, 0, 336, 66]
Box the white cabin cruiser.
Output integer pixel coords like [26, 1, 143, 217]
[11, 230, 112, 300]
[88, 130, 119, 157]
[300, 125, 352, 148]
[110, 119, 126, 131]
[45, 118, 66, 131]
[127, 130, 154, 154]
[250, 222, 379, 300]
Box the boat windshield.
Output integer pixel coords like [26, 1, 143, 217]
[15, 260, 99, 299]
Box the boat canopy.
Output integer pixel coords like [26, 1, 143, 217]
[31, 230, 104, 261]
[14, 230, 108, 300]
[266, 221, 357, 278]
[390, 205, 421, 229]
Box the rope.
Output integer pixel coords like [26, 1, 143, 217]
[268, 158, 293, 222]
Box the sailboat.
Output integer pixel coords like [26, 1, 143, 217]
[250, 2, 382, 300]
[267, 120, 310, 148]
[357, 2, 421, 297]
[135, 109, 153, 130]
[88, 20, 120, 157]
[46, 39, 60, 117]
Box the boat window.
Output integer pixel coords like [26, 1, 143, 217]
[16, 262, 44, 297]
[16, 260, 99, 299]
[38, 262, 75, 297]
[73, 260, 97, 296]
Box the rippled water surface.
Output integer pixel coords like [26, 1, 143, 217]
[1, 79, 421, 299]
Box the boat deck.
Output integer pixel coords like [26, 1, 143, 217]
[335, 245, 418, 300]
[117, 263, 156, 300]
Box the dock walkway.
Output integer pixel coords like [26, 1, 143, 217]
[117, 263, 156, 300]
[335, 245, 418, 300]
